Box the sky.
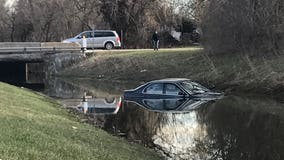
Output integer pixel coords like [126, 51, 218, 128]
[5, 0, 16, 7]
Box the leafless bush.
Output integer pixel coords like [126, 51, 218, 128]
[200, 0, 284, 55]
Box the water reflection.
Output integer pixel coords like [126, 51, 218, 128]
[77, 97, 121, 115]
[195, 96, 284, 160]
[61, 91, 122, 115]
[45, 77, 140, 98]
[125, 98, 212, 112]
[105, 101, 211, 159]
[105, 95, 284, 160]
[43, 78, 284, 160]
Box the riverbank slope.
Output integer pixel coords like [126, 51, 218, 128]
[0, 82, 161, 160]
[60, 48, 284, 99]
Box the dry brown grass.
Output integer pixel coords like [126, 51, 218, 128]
[60, 48, 284, 98]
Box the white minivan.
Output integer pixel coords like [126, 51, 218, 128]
[62, 30, 121, 50]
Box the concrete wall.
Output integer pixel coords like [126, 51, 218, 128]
[45, 52, 85, 75]
[26, 63, 45, 84]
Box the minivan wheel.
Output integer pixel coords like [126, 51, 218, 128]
[105, 42, 114, 50]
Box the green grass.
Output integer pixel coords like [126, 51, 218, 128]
[0, 82, 161, 160]
[61, 47, 284, 96]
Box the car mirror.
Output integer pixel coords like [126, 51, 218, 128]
[77, 36, 82, 39]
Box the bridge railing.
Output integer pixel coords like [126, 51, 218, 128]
[0, 47, 82, 54]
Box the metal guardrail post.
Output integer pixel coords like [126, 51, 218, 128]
[23, 47, 27, 54]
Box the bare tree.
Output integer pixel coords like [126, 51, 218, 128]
[11, 0, 105, 41]
[0, 0, 199, 46]
[200, 0, 284, 55]
[99, 0, 172, 48]
[0, 0, 10, 41]
[70, 0, 100, 31]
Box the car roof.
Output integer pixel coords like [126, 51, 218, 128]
[84, 30, 116, 32]
[149, 78, 190, 83]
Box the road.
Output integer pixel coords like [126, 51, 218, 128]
[85, 47, 203, 53]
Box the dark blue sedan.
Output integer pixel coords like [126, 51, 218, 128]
[123, 78, 222, 100]
[124, 97, 211, 112]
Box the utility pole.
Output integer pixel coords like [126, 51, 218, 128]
[121, 30, 123, 49]
[92, 25, 95, 51]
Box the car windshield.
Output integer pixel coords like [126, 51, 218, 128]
[180, 81, 210, 94]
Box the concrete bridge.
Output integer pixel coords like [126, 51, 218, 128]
[0, 42, 81, 62]
[0, 42, 82, 85]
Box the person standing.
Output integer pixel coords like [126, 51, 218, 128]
[82, 35, 87, 56]
[152, 31, 159, 51]
[82, 92, 88, 114]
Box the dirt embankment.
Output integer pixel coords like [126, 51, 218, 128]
[60, 48, 284, 100]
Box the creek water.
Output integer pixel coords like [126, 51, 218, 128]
[41, 77, 284, 160]
[3, 76, 284, 160]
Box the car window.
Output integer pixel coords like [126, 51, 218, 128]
[165, 84, 182, 95]
[164, 99, 184, 109]
[180, 81, 209, 94]
[103, 32, 115, 37]
[81, 32, 93, 38]
[143, 99, 185, 110]
[144, 83, 163, 95]
[94, 32, 104, 38]
[144, 99, 164, 110]
[76, 34, 82, 39]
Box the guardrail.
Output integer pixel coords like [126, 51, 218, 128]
[0, 47, 82, 54]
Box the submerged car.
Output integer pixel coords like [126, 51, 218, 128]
[124, 98, 212, 112]
[62, 30, 121, 50]
[123, 78, 222, 100]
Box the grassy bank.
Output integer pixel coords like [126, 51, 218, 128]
[60, 48, 284, 98]
[0, 82, 161, 160]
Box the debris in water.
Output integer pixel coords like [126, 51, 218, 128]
[140, 69, 147, 73]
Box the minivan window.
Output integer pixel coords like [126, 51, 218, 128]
[94, 32, 104, 37]
[81, 32, 93, 38]
[94, 32, 115, 37]
[103, 32, 115, 37]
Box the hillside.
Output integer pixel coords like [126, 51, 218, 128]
[0, 82, 161, 160]
[60, 48, 284, 99]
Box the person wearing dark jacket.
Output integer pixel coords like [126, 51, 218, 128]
[152, 31, 159, 51]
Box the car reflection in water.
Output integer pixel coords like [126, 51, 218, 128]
[77, 96, 122, 115]
[123, 78, 223, 112]
[124, 78, 222, 100]
[124, 98, 214, 112]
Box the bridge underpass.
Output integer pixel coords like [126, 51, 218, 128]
[0, 42, 81, 89]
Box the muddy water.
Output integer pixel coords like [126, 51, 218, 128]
[45, 78, 284, 160]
